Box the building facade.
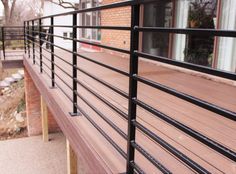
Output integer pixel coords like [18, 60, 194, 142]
[98, 0, 236, 73]
[43, 0, 80, 49]
[43, 0, 236, 73]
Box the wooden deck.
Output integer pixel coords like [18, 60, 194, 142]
[24, 48, 236, 174]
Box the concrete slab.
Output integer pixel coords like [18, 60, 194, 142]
[0, 133, 66, 174]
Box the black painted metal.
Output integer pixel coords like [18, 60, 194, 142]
[1, 27, 5, 60]
[24, 22, 26, 54]
[23, 1, 236, 173]
[27, 21, 30, 59]
[39, 19, 43, 73]
[70, 13, 81, 116]
[32, 20, 35, 64]
[126, 2, 140, 173]
[133, 98, 236, 162]
[134, 75, 236, 121]
[50, 17, 55, 87]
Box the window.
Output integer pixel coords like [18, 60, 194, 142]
[172, 0, 218, 67]
[63, 32, 67, 39]
[69, 32, 73, 39]
[217, 0, 236, 72]
[62, 32, 73, 39]
[81, 0, 101, 41]
[184, 0, 217, 67]
[142, 1, 173, 58]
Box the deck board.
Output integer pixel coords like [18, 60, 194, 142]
[26, 47, 236, 173]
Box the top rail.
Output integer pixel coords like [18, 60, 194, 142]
[26, 0, 157, 21]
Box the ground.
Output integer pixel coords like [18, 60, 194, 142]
[0, 133, 66, 174]
[0, 68, 27, 140]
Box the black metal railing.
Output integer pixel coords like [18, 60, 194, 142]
[0, 26, 24, 60]
[24, 0, 236, 173]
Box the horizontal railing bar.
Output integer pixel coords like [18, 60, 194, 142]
[75, 104, 127, 159]
[41, 60, 52, 72]
[27, 0, 157, 21]
[35, 31, 130, 54]
[131, 142, 171, 174]
[135, 27, 236, 38]
[4, 40, 24, 42]
[133, 98, 236, 161]
[4, 35, 24, 37]
[35, 49, 73, 79]
[134, 75, 236, 121]
[2, 26, 23, 28]
[41, 25, 131, 30]
[55, 81, 73, 103]
[76, 52, 129, 76]
[76, 79, 128, 120]
[75, 90, 127, 140]
[30, 36, 65, 52]
[33, 41, 73, 66]
[77, 67, 129, 99]
[5, 50, 24, 52]
[130, 161, 145, 174]
[54, 73, 73, 91]
[133, 121, 210, 174]
[38, 50, 73, 91]
[34, 38, 124, 80]
[37, 60, 74, 103]
[33, 36, 74, 54]
[35, 62, 54, 87]
[53, 63, 73, 79]
[135, 51, 236, 81]
[75, 39, 130, 54]
[3, 54, 23, 57]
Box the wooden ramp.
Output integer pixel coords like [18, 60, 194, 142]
[24, 49, 236, 173]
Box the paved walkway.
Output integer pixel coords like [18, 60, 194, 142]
[0, 133, 66, 174]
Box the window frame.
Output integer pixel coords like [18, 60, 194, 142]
[81, 0, 101, 42]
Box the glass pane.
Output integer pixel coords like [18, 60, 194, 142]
[63, 32, 67, 38]
[217, 0, 236, 73]
[184, 0, 217, 67]
[142, 0, 173, 57]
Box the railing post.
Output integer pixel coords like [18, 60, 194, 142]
[70, 13, 80, 116]
[126, 2, 140, 173]
[27, 21, 30, 58]
[24, 22, 26, 54]
[32, 20, 35, 64]
[50, 17, 55, 87]
[39, 18, 43, 73]
[2, 27, 5, 60]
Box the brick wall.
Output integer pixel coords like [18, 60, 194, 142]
[101, 0, 131, 57]
[24, 68, 60, 136]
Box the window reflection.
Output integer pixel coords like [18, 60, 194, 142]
[184, 0, 217, 67]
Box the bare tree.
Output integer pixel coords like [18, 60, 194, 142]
[1, 0, 17, 25]
[51, 0, 79, 10]
[1, 0, 46, 25]
[1, 0, 79, 25]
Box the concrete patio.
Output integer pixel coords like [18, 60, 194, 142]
[0, 133, 66, 174]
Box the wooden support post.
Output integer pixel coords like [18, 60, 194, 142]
[40, 96, 48, 142]
[66, 139, 77, 174]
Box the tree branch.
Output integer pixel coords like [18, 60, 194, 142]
[9, 0, 17, 22]
[51, 0, 78, 10]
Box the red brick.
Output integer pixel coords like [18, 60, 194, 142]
[101, 0, 131, 58]
[24, 68, 60, 136]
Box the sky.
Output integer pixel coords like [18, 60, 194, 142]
[0, 2, 3, 16]
[0, 0, 81, 17]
